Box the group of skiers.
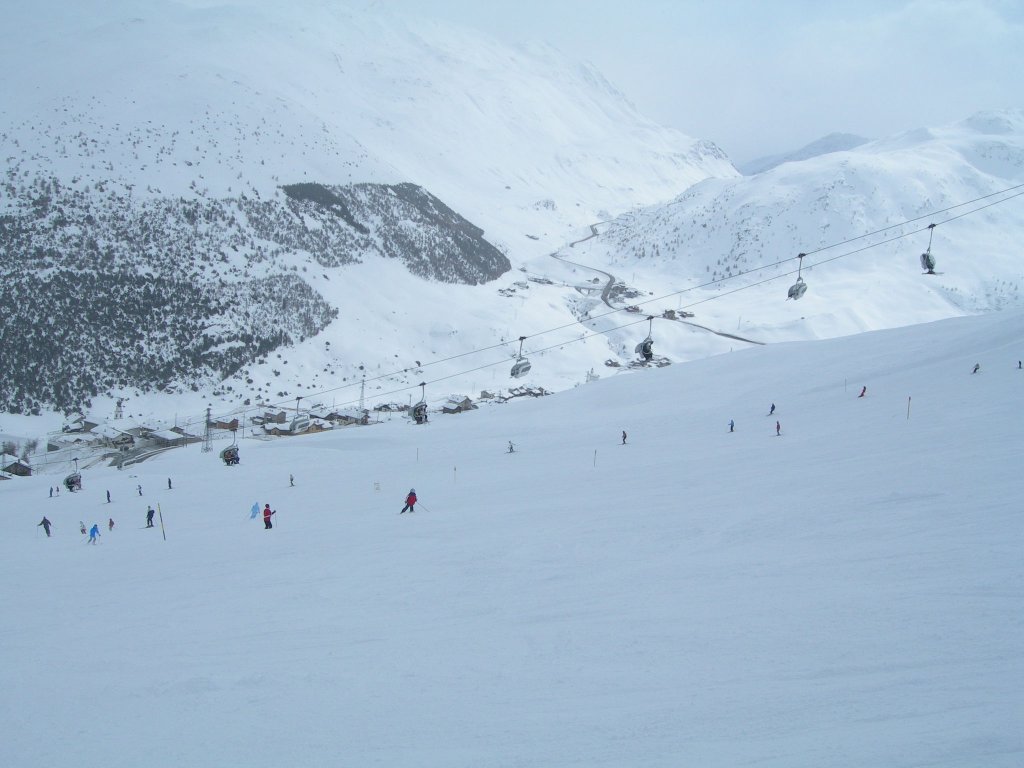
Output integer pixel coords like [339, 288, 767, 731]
[37, 506, 157, 540]
[33, 442, 477, 541]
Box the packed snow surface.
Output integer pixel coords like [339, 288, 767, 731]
[2, 310, 1021, 767]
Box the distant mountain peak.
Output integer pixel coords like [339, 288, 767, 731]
[738, 133, 872, 175]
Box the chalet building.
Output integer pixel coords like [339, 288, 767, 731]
[442, 395, 477, 414]
[61, 413, 98, 433]
[92, 424, 135, 449]
[251, 411, 288, 427]
[263, 423, 295, 437]
[0, 453, 32, 477]
[150, 429, 201, 448]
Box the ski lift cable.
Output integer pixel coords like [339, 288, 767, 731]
[612, 189, 1024, 316]
[201, 185, 1024, 424]
[795, 182, 1024, 260]
[207, 189, 1024, 423]
[293, 315, 661, 412]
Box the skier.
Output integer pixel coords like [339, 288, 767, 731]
[145, 506, 155, 528]
[729, 419, 735, 433]
[622, 430, 627, 445]
[108, 518, 115, 532]
[79, 521, 87, 535]
[168, 477, 173, 490]
[972, 363, 980, 374]
[507, 441, 515, 453]
[400, 489, 417, 514]
[858, 386, 867, 398]
[263, 503, 275, 530]
[38, 517, 52, 537]
[49, 487, 53, 498]
[137, 484, 143, 496]
[776, 420, 781, 436]
[106, 490, 111, 503]
[769, 403, 776, 415]
[88, 523, 101, 545]
[289, 474, 294, 487]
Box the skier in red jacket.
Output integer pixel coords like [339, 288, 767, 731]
[400, 489, 417, 514]
[263, 503, 275, 529]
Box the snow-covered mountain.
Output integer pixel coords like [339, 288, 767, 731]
[738, 132, 871, 175]
[1, 0, 733, 246]
[2, 1, 1022, 437]
[556, 109, 1024, 368]
[0, 0, 735, 417]
[2, 309, 1021, 766]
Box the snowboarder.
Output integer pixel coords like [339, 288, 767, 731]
[858, 386, 867, 398]
[776, 420, 781, 436]
[769, 403, 776, 415]
[729, 419, 735, 433]
[108, 518, 114, 532]
[263, 504, 275, 529]
[106, 490, 111, 504]
[145, 506, 155, 528]
[88, 523, 100, 544]
[972, 363, 980, 374]
[622, 430, 627, 445]
[38, 517, 52, 537]
[79, 521, 86, 535]
[137, 484, 143, 496]
[400, 489, 417, 514]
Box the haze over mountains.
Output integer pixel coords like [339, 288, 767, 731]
[1, 0, 1022, 427]
[737, 133, 872, 175]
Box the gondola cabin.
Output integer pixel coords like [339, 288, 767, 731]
[510, 357, 532, 378]
[787, 277, 807, 300]
[412, 401, 429, 425]
[635, 338, 654, 361]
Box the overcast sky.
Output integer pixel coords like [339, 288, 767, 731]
[384, 0, 1024, 164]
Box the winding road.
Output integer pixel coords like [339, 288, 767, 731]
[550, 221, 764, 346]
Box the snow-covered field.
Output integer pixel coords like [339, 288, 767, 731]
[2, 310, 1021, 767]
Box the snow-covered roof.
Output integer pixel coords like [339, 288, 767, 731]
[150, 429, 186, 442]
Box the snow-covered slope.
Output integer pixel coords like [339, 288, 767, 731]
[2, 310, 1021, 767]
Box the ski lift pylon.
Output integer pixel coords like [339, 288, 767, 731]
[787, 253, 808, 300]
